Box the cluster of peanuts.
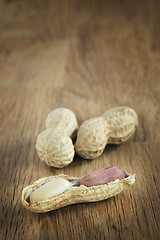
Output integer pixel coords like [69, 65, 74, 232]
[22, 106, 138, 213]
[36, 107, 138, 168]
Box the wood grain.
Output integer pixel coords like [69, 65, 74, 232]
[0, 0, 160, 239]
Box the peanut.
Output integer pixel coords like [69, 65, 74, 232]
[79, 166, 126, 187]
[36, 108, 79, 168]
[22, 167, 135, 213]
[30, 177, 72, 203]
[75, 106, 138, 159]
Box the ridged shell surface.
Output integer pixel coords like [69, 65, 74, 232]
[102, 106, 138, 143]
[45, 108, 79, 139]
[75, 117, 107, 159]
[21, 173, 135, 213]
[36, 128, 74, 168]
[75, 106, 138, 159]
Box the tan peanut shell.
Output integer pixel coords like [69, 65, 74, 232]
[102, 106, 138, 144]
[75, 106, 138, 159]
[45, 108, 79, 139]
[21, 173, 135, 213]
[36, 128, 74, 168]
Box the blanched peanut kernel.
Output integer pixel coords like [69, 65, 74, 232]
[30, 177, 72, 203]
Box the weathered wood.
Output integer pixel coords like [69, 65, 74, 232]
[0, 0, 160, 239]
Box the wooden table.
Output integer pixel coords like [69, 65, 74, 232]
[1, 0, 160, 239]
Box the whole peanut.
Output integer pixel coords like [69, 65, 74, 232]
[75, 106, 138, 159]
[36, 108, 78, 168]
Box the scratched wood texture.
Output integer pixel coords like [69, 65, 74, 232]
[0, 0, 160, 239]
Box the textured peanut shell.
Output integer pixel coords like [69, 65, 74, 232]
[75, 106, 138, 159]
[21, 173, 135, 213]
[36, 128, 74, 168]
[102, 106, 138, 144]
[45, 108, 79, 139]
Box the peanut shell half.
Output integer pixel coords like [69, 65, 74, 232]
[22, 173, 135, 213]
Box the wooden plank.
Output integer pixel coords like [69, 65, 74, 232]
[0, 0, 160, 239]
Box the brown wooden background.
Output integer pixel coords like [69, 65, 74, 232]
[0, 0, 160, 239]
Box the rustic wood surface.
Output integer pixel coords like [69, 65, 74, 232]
[0, 0, 160, 239]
